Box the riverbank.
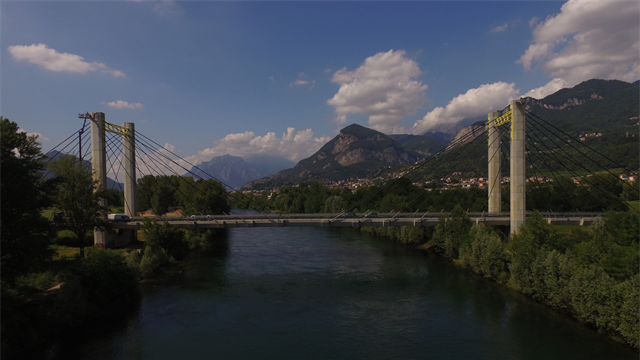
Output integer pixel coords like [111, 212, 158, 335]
[360, 209, 639, 350]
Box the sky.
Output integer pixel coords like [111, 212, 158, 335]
[2, 0, 639, 166]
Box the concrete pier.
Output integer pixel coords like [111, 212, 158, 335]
[510, 100, 526, 234]
[90, 112, 108, 247]
[123, 122, 136, 217]
[488, 111, 502, 214]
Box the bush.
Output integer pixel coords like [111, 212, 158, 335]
[78, 248, 139, 308]
[142, 219, 189, 260]
[617, 274, 640, 347]
[139, 245, 169, 278]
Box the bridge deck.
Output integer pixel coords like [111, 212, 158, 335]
[110, 212, 603, 230]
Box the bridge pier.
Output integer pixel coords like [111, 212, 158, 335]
[510, 100, 526, 234]
[90, 112, 108, 248]
[488, 111, 502, 214]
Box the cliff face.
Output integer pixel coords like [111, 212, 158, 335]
[450, 122, 486, 147]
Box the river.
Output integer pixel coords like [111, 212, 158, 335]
[54, 227, 636, 359]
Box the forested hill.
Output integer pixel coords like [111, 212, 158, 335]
[403, 78, 640, 179]
[524, 79, 639, 137]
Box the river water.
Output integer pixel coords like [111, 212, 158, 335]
[56, 227, 636, 359]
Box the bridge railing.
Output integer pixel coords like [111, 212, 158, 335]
[123, 211, 605, 223]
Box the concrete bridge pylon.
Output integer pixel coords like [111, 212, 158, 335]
[487, 100, 526, 235]
[86, 112, 137, 247]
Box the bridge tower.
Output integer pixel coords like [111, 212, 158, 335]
[88, 112, 108, 247]
[123, 122, 136, 218]
[487, 100, 526, 234]
[84, 112, 137, 247]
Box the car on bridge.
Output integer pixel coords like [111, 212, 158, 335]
[108, 214, 130, 221]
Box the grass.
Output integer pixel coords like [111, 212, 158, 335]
[626, 201, 639, 212]
[51, 245, 81, 260]
[552, 224, 589, 236]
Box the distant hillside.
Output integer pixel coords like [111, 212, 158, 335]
[243, 154, 295, 176]
[247, 124, 424, 188]
[388, 134, 445, 155]
[430, 78, 639, 178]
[43, 150, 123, 190]
[187, 154, 294, 189]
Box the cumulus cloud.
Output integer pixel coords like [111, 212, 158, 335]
[102, 100, 144, 110]
[490, 23, 509, 33]
[290, 79, 309, 86]
[8, 43, 126, 77]
[17, 128, 49, 142]
[523, 78, 569, 99]
[185, 128, 332, 165]
[327, 49, 427, 134]
[411, 82, 520, 134]
[518, 0, 639, 86]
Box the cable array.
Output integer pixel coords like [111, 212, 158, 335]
[41, 108, 637, 217]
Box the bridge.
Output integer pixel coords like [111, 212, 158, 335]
[44, 99, 636, 248]
[110, 212, 604, 230]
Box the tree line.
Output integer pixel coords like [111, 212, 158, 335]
[1, 118, 228, 358]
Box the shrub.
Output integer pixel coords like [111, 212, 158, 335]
[139, 245, 169, 278]
[78, 248, 139, 308]
[142, 219, 189, 260]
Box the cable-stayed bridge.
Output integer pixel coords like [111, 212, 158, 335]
[44, 100, 638, 248]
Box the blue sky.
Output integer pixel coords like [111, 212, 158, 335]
[2, 1, 638, 164]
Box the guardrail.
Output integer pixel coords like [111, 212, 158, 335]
[110, 211, 605, 230]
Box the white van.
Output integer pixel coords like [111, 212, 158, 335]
[108, 214, 130, 221]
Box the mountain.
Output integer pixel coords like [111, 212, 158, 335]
[247, 124, 424, 188]
[43, 150, 124, 190]
[187, 154, 261, 189]
[388, 134, 446, 155]
[435, 78, 639, 178]
[186, 154, 295, 189]
[523, 79, 639, 137]
[421, 115, 485, 138]
[243, 154, 295, 176]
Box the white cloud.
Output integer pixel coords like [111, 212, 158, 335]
[8, 43, 126, 77]
[523, 78, 568, 99]
[153, 0, 182, 16]
[17, 128, 49, 142]
[185, 127, 332, 164]
[490, 23, 509, 33]
[528, 16, 540, 28]
[518, 0, 639, 86]
[102, 100, 144, 110]
[290, 79, 309, 86]
[412, 82, 520, 134]
[327, 49, 427, 134]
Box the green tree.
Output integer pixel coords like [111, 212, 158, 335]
[49, 154, 108, 257]
[0, 118, 55, 284]
[324, 195, 346, 213]
[467, 225, 508, 281]
[432, 205, 471, 259]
